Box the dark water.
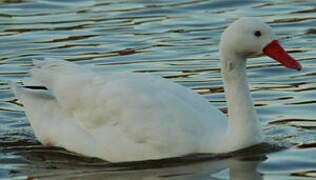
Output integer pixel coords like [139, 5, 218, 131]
[0, 0, 315, 179]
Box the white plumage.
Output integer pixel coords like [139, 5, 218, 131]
[10, 18, 301, 162]
[11, 59, 227, 162]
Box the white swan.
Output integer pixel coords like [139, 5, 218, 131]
[9, 18, 301, 162]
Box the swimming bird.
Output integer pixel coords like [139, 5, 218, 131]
[9, 17, 301, 162]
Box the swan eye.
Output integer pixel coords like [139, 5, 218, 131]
[254, 31, 262, 37]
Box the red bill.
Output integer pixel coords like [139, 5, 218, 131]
[263, 40, 302, 71]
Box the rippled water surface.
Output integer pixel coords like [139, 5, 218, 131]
[0, 0, 316, 179]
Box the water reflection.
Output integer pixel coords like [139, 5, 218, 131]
[53, 159, 263, 180]
[13, 147, 268, 180]
[4, 142, 280, 179]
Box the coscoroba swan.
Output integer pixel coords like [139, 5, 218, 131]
[9, 18, 301, 162]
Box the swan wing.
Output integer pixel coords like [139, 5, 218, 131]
[11, 58, 227, 161]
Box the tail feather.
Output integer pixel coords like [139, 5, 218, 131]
[32, 59, 44, 67]
[9, 80, 54, 101]
[22, 77, 42, 86]
[30, 58, 89, 91]
[8, 81, 23, 99]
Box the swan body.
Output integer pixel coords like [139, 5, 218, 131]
[10, 18, 301, 162]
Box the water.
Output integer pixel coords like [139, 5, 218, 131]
[0, 0, 315, 179]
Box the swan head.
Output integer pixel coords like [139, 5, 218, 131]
[220, 17, 301, 70]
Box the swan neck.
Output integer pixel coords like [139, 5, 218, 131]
[220, 53, 262, 151]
